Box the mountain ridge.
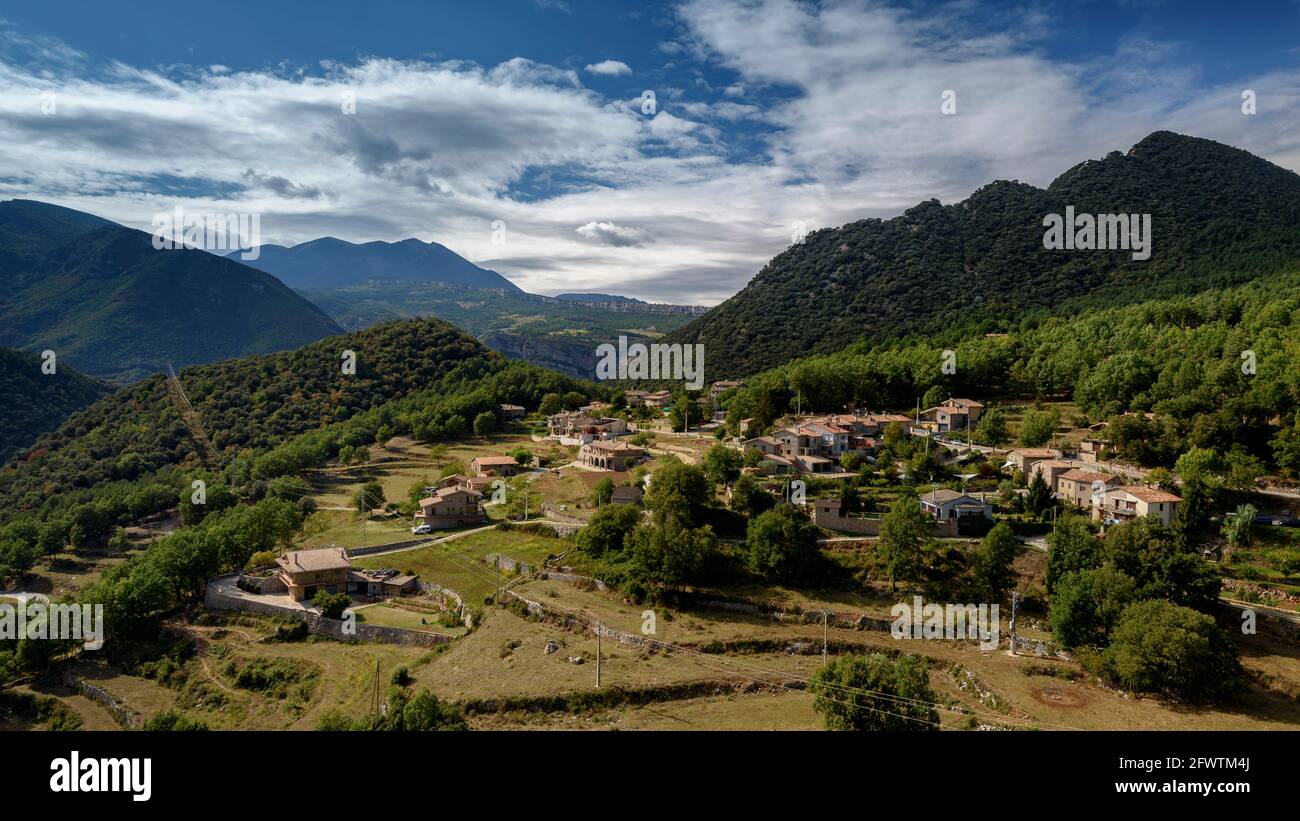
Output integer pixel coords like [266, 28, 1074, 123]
[666, 131, 1300, 379]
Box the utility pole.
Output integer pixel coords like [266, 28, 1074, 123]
[596, 623, 602, 688]
[495, 556, 500, 602]
[822, 609, 829, 665]
[1008, 590, 1019, 656]
[361, 495, 367, 550]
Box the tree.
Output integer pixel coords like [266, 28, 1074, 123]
[809, 654, 939, 731]
[1221, 504, 1256, 552]
[1046, 514, 1101, 594]
[971, 522, 1018, 601]
[975, 407, 1009, 446]
[1102, 600, 1242, 701]
[472, 411, 496, 438]
[1018, 408, 1058, 447]
[1048, 567, 1136, 648]
[313, 590, 351, 619]
[730, 473, 775, 518]
[401, 689, 467, 731]
[539, 393, 563, 416]
[1024, 472, 1053, 519]
[921, 385, 946, 409]
[574, 503, 642, 557]
[879, 493, 933, 592]
[1104, 517, 1220, 611]
[354, 481, 385, 515]
[591, 477, 615, 507]
[627, 514, 716, 592]
[701, 443, 743, 486]
[507, 447, 534, 467]
[644, 459, 712, 525]
[746, 505, 821, 582]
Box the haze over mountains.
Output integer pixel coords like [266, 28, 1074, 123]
[668, 132, 1300, 378]
[0, 199, 344, 384]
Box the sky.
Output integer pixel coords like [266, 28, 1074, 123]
[1, 0, 1299, 304]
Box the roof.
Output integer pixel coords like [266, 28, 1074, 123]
[921, 488, 981, 505]
[1059, 468, 1118, 484]
[611, 486, 643, 501]
[277, 547, 350, 573]
[473, 455, 520, 466]
[1032, 459, 1072, 470]
[1119, 485, 1181, 503]
[499, 403, 525, 411]
[1012, 448, 1061, 458]
[383, 575, 416, 586]
[583, 440, 644, 453]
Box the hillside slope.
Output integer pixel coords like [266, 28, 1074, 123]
[0, 200, 344, 383]
[668, 132, 1300, 378]
[0, 317, 589, 515]
[0, 347, 111, 462]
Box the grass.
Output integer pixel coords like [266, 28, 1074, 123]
[352, 528, 567, 606]
[354, 601, 464, 635]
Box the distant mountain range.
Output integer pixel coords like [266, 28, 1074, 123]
[668, 131, 1300, 378]
[233, 236, 523, 291]
[233, 236, 705, 378]
[0, 199, 343, 383]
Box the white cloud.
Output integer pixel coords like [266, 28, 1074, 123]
[575, 220, 651, 246]
[584, 59, 632, 77]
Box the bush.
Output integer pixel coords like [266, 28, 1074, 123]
[313, 590, 351, 619]
[1102, 600, 1242, 701]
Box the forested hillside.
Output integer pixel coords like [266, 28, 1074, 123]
[0, 199, 344, 383]
[0, 347, 111, 462]
[0, 317, 594, 521]
[724, 270, 1300, 474]
[670, 132, 1300, 378]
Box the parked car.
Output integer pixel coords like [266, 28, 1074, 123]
[411, 524, 432, 535]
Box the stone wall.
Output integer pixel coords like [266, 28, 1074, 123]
[62, 670, 138, 728]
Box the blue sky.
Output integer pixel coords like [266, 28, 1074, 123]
[1, 0, 1299, 303]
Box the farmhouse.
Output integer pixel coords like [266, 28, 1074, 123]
[498, 403, 526, 420]
[416, 486, 487, 529]
[610, 485, 644, 505]
[470, 455, 521, 477]
[710, 380, 745, 401]
[547, 411, 628, 442]
[1028, 459, 1072, 491]
[579, 440, 646, 471]
[1007, 447, 1062, 473]
[1057, 468, 1122, 509]
[919, 488, 992, 521]
[1093, 485, 1181, 526]
[276, 548, 351, 602]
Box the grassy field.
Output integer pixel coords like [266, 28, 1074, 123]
[352, 527, 569, 606]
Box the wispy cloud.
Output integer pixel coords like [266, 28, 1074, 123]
[0, 2, 1298, 305]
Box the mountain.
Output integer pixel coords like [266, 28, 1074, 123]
[289, 280, 705, 379]
[554, 292, 646, 304]
[0, 199, 344, 383]
[0, 347, 112, 462]
[668, 132, 1300, 378]
[0, 317, 591, 516]
[236, 236, 523, 291]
